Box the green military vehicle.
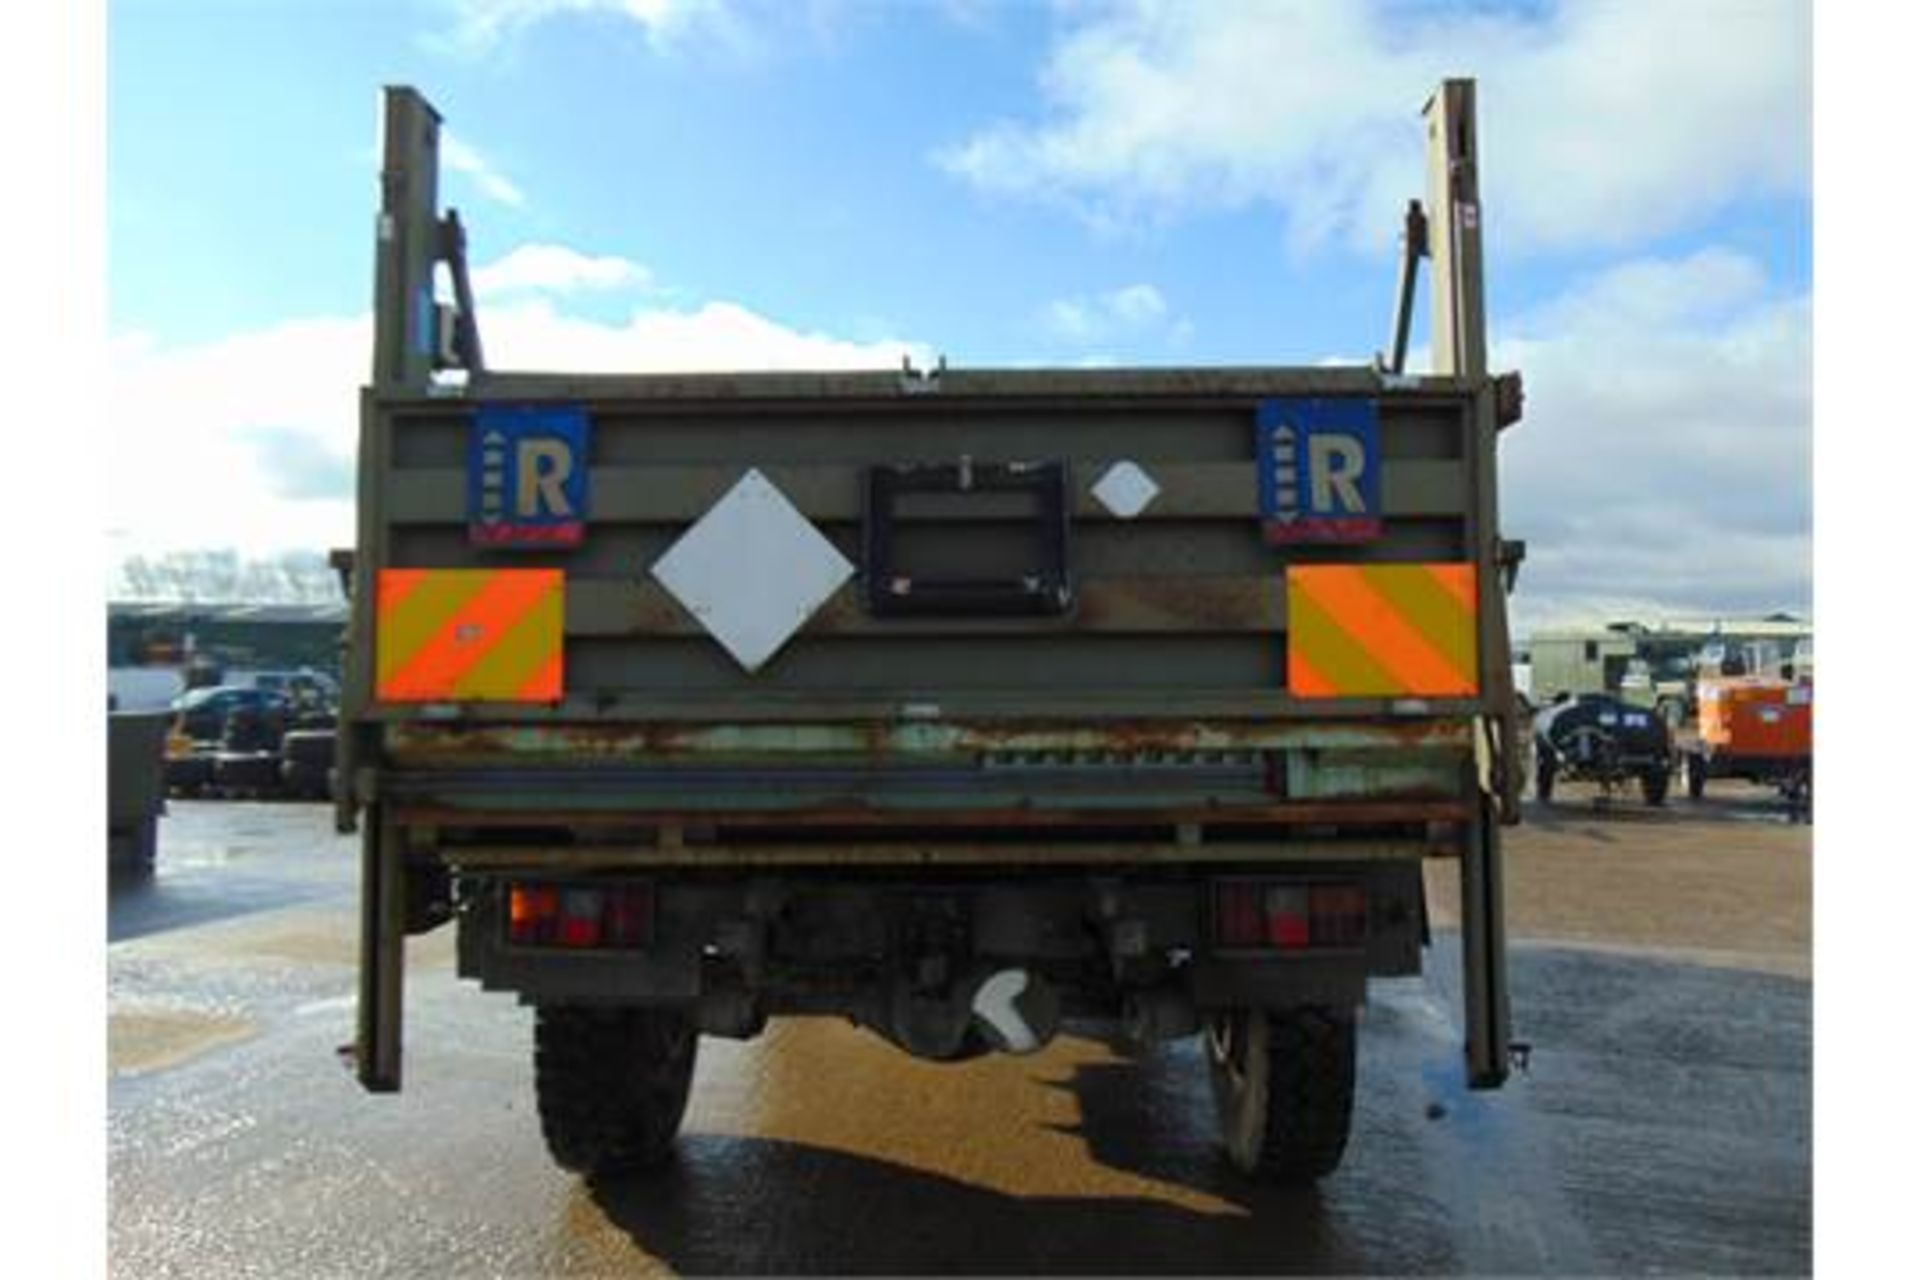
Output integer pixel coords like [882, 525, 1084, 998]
[343, 81, 1524, 1184]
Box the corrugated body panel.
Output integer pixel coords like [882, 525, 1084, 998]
[362, 385, 1486, 719]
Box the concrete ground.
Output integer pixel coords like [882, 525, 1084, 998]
[108, 787, 1810, 1276]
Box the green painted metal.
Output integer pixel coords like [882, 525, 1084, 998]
[348, 79, 1520, 1096]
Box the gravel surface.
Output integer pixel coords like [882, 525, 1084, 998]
[1427, 783, 1811, 977]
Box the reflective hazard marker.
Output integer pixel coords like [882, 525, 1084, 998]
[376, 568, 564, 702]
[1287, 563, 1478, 697]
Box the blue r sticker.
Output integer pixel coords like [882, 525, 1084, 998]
[1255, 398, 1382, 544]
[468, 405, 591, 547]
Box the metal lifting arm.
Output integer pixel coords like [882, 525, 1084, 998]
[1422, 78, 1513, 1088]
[1424, 79, 1488, 382]
[359, 84, 476, 1093]
[1384, 200, 1428, 376]
[371, 86, 482, 394]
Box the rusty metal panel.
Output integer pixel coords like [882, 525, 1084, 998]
[436, 837, 1442, 871]
[384, 717, 1471, 764]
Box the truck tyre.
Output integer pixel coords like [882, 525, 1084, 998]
[1640, 766, 1669, 807]
[1684, 752, 1708, 800]
[1206, 1005, 1355, 1183]
[1535, 757, 1555, 803]
[534, 1006, 697, 1177]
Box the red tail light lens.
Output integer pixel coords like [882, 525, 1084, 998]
[1216, 882, 1265, 948]
[1213, 881, 1367, 951]
[1309, 885, 1368, 947]
[1263, 886, 1312, 948]
[508, 882, 653, 950]
[557, 888, 604, 948]
[604, 885, 654, 948]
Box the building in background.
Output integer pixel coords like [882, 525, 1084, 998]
[108, 601, 348, 684]
[1526, 615, 1812, 719]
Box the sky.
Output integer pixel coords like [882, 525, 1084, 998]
[105, 0, 1813, 635]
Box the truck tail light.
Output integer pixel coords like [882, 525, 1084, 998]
[508, 884, 559, 945]
[557, 889, 603, 948]
[508, 882, 653, 950]
[1309, 885, 1368, 947]
[1213, 881, 1368, 951]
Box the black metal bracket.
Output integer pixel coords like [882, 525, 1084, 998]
[435, 209, 485, 373]
[1380, 198, 1428, 375]
[863, 459, 1073, 617]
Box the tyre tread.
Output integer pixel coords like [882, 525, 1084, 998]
[1249, 1005, 1355, 1182]
[534, 1006, 696, 1176]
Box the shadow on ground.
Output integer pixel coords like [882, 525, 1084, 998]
[582, 1131, 1371, 1276]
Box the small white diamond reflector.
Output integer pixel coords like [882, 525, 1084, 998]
[650, 468, 854, 672]
[1091, 460, 1160, 519]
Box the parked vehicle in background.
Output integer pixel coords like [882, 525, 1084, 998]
[1527, 617, 1810, 721]
[226, 667, 340, 706]
[1533, 693, 1673, 806]
[169, 685, 290, 743]
[1679, 676, 1812, 817]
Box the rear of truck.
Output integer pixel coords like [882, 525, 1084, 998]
[343, 82, 1523, 1185]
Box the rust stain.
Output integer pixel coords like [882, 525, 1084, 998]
[390, 799, 1471, 829]
[383, 717, 1474, 765]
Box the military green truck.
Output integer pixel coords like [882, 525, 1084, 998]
[342, 81, 1524, 1185]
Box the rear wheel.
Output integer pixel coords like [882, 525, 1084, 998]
[1535, 756, 1556, 803]
[1207, 1005, 1355, 1183]
[1684, 752, 1708, 800]
[1640, 766, 1669, 807]
[534, 1006, 697, 1177]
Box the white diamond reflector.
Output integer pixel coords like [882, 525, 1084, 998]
[1091, 460, 1160, 519]
[650, 468, 854, 672]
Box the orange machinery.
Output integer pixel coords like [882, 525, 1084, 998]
[1697, 677, 1813, 757]
[1682, 676, 1813, 812]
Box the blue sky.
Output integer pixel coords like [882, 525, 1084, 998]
[106, 0, 1813, 631]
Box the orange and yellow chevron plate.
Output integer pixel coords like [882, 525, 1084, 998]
[376, 568, 564, 703]
[1287, 563, 1478, 698]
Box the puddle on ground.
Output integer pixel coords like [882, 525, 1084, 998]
[109, 1008, 256, 1076]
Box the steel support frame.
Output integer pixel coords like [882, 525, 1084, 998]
[355, 804, 406, 1090]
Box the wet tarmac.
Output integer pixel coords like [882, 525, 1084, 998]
[108, 802, 1810, 1276]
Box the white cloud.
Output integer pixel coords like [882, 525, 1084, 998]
[439, 0, 744, 55]
[441, 132, 526, 208]
[1494, 250, 1810, 632]
[481, 296, 930, 373]
[473, 244, 653, 296]
[106, 316, 371, 558]
[940, 0, 1810, 254]
[105, 285, 928, 562]
[1042, 282, 1175, 344]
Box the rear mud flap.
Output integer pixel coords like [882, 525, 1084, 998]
[1461, 792, 1510, 1088]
